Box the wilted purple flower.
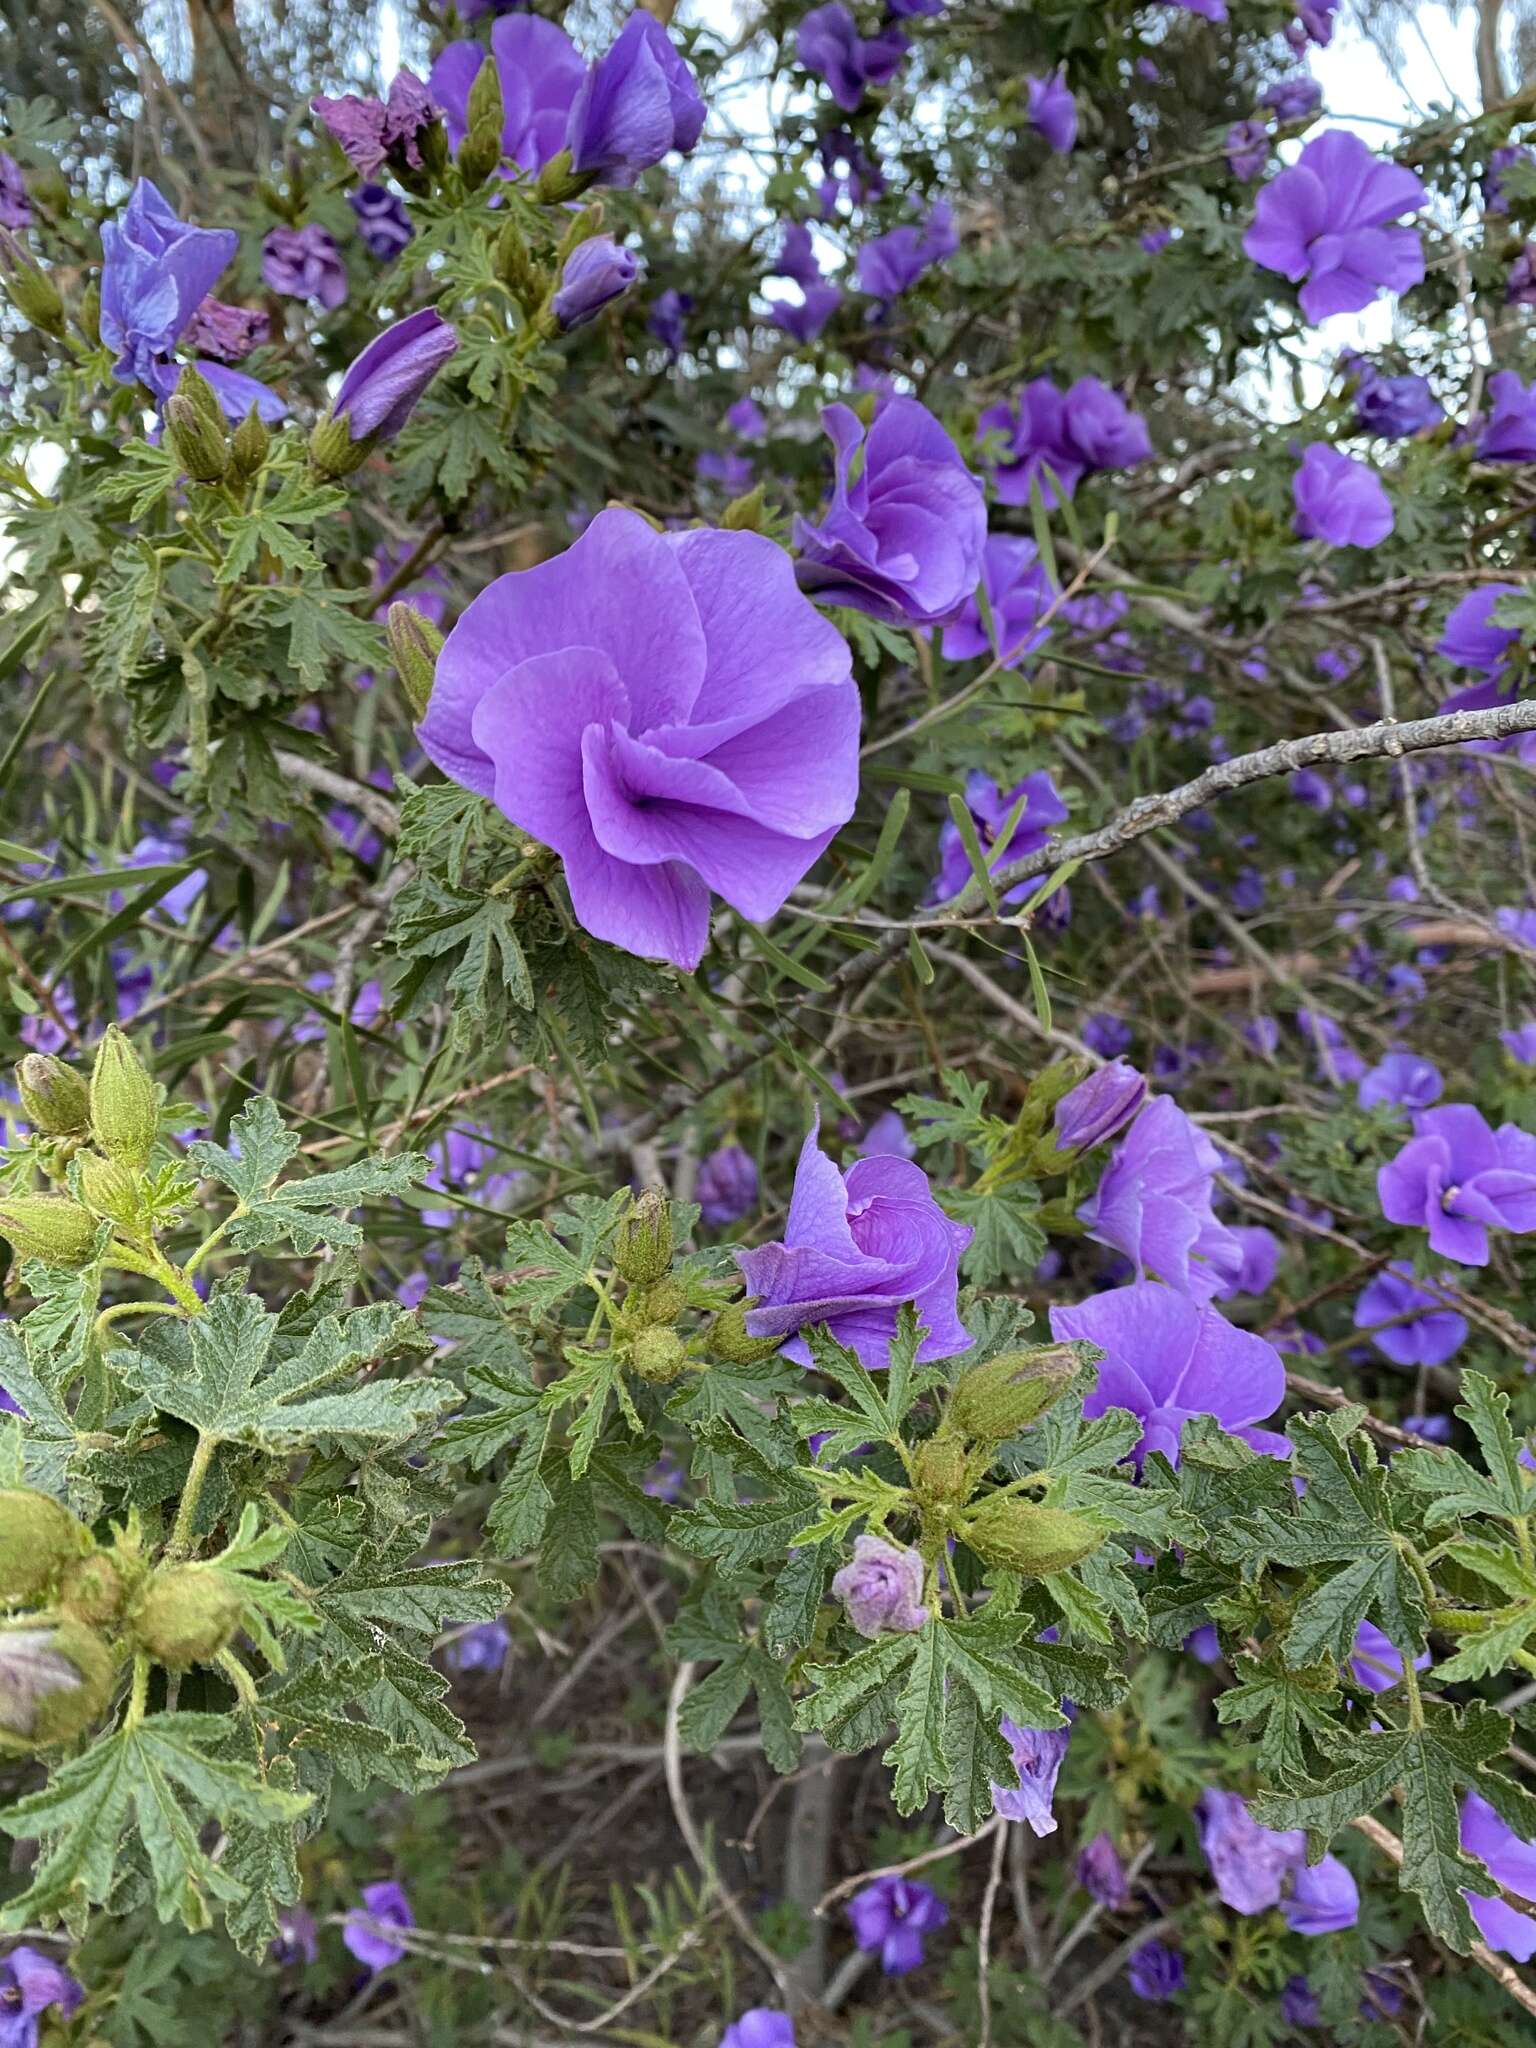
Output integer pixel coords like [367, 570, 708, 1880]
[1284, 1856, 1358, 1935]
[726, 396, 767, 441]
[1377, 1104, 1536, 1266]
[567, 12, 705, 186]
[719, 2012, 795, 2048]
[329, 307, 458, 441]
[350, 185, 413, 260]
[1054, 1062, 1148, 1155]
[1025, 70, 1077, 153]
[444, 1618, 511, 1673]
[832, 1534, 929, 1638]
[262, 224, 347, 309]
[696, 1145, 758, 1227]
[1359, 1051, 1442, 1112]
[0, 1946, 83, 2046]
[552, 235, 641, 330]
[1128, 1940, 1184, 2002]
[737, 1123, 971, 1367]
[430, 16, 585, 169]
[183, 296, 268, 362]
[1074, 1095, 1244, 1303]
[1282, 1975, 1321, 2025]
[1348, 1618, 1431, 1694]
[766, 280, 843, 341]
[978, 376, 1150, 507]
[1082, 1013, 1133, 1058]
[419, 509, 857, 969]
[1352, 1262, 1466, 1368]
[993, 1717, 1070, 1835]
[312, 67, 438, 176]
[942, 536, 1055, 669]
[795, 396, 986, 628]
[1461, 1792, 1536, 1960]
[100, 178, 238, 397]
[1502, 1021, 1536, 1065]
[1262, 75, 1323, 120]
[343, 1882, 414, 1971]
[1477, 371, 1536, 461]
[1292, 444, 1393, 547]
[1214, 1225, 1280, 1300]
[847, 1874, 947, 1975]
[1350, 361, 1442, 438]
[1244, 130, 1426, 322]
[797, 4, 908, 113]
[1196, 1788, 1304, 1915]
[856, 202, 956, 303]
[0, 153, 30, 230]
[270, 1906, 319, 1967]
[1438, 585, 1521, 675]
[929, 769, 1068, 905]
[1052, 1283, 1287, 1466]
[1226, 119, 1268, 180]
[1077, 1833, 1128, 1908]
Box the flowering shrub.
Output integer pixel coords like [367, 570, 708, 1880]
[4, 2, 1536, 2043]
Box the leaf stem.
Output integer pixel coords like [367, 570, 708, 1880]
[169, 1432, 218, 1556]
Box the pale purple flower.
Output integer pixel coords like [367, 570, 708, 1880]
[643, 1450, 685, 1501]
[697, 1144, 759, 1227]
[1502, 1022, 1536, 1066]
[978, 377, 1150, 507]
[726, 396, 767, 441]
[1197, 1788, 1305, 1915]
[857, 202, 956, 303]
[1074, 1095, 1244, 1303]
[1054, 1062, 1148, 1154]
[1077, 1833, 1128, 1908]
[312, 67, 438, 176]
[1461, 1792, 1536, 1961]
[1226, 119, 1268, 180]
[719, 2012, 795, 2048]
[1350, 362, 1441, 437]
[737, 1122, 971, 1367]
[262, 224, 347, 309]
[330, 307, 458, 441]
[567, 12, 705, 187]
[1025, 70, 1077, 153]
[552, 235, 641, 330]
[1352, 1263, 1466, 1368]
[696, 450, 754, 493]
[993, 1717, 1070, 1834]
[1292, 444, 1393, 547]
[1500, 908, 1536, 950]
[1213, 1225, 1280, 1300]
[1348, 1618, 1431, 1694]
[0, 1947, 83, 2046]
[847, 1875, 947, 1975]
[1438, 585, 1521, 675]
[1262, 75, 1323, 121]
[183, 296, 268, 361]
[1477, 371, 1536, 462]
[1377, 1104, 1536, 1266]
[0, 153, 30, 230]
[795, 396, 986, 628]
[1082, 1013, 1132, 1058]
[766, 281, 843, 341]
[648, 287, 692, 354]
[350, 185, 413, 260]
[1243, 130, 1426, 322]
[419, 509, 857, 970]
[929, 769, 1068, 905]
[100, 178, 238, 397]
[197, 362, 288, 424]
[1290, 0, 1339, 47]
[1359, 1051, 1442, 1113]
[429, 16, 584, 170]
[1140, 227, 1173, 253]
[1283, 1855, 1359, 1935]
[797, 4, 908, 113]
[1128, 1940, 1184, 2001]
[773, 221, 823, 287]
[832, 1534, 928, 1638]
[1487, 143, 1533, 213]
[1282, 1975, 1320, 2025]
[342, 1882, 414, 1970]
[941, 536, 1055, 668]
[270, 1906, 319, 1966]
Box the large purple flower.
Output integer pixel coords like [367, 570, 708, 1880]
[993, 1717, 1071, 1834]
[1438, 585, 1522, 675]
[846, 1875, 947, 1975]
[736, 1123, 971, 1368]
[262, 224, 347, 309]
[419, 510, 858, 971]
[977, 377, 1150, 507]
[1292, 444, 1393, 547]
[1358, 1051, 1442, 1112]
[1377, 1104, 1536, 1266]
[1025, 70, 1077, 153]
[100, 178, 238, 397]
[1461, 1792, 1536, 1961]
[1353, 1263, 1466, 1367]
[941, 536, 1055, 669]
[1283, 1855, 1359, 1935]
[797, 3, 908, 112]
[429, 16, 585, 168]
[1478, 372, 1536, 461]
[329, 308, 458, 441]
[1243, 130, 1426, 322]
[567, 12, 705, 186]
[342, 1881, 414, 1971]
[929, 768, 1068, 905]
[1074, 1094, 1243, 1302]
[856, 202, 956, 303]
[794, 397, 986, 628]
[1050, 1283, 1288, 1466]
[1350, 361, 1442, 438]
[1196, 1788, 1304, 1915]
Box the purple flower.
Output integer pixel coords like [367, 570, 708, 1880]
[797, 4, 908, 113]
[1351, 362, 1442, 438]
[1438, 585, 1521, 675]
[737, 1124, 971, 1367]
[993, 1717, 1070, 1835]
[696, 450, 755, 493]
[329, 307, 458, 441]
[552, 235, 641, 330]
[719, 2013, 795, 2048]
[1292, 444, 1393, 548]
[1025, 70, 1077, 153]
[418, 509, 858, 970]
[270, 1906, 319, 1967]
[1461, 1792, 1536, 1961]
[1290, 0, 1339, 46]
[1073, 1095, 1244, 1303]
[1140, 227, 1173, 253]
[197, 362, 288, 425]
[1508, 245, 1536, 306]
[100, 178, 238, 397]
[567, 12, 705, 187]
[774, 222, 823, 287]
[1244, 130, 1426, 322]
[0, 153, 30, 230]
[1348, 1618, 1431, 1694]
[262, 224, 347, 309]
[766, 281, 843, 341]
[1077, 1833, 1128, 1908]
[1197, 1788, 1305, 1915]
[941, 536, 1055, 669]
[1487, 143, 1533, 213]
[183, 296, 268, 361]
[1082, 1013, 1133, 1058]
[1167, 0, 1228, 17]
[846, 1874, 947, 1976]
[0, 1946, 83, 2048]
[1051, 1282, 1287, 1467]
[1226, 119, 1268, 180]
[978, 377, 1150, 507]
[1477, 371, 1536, 461]
[697, 1144, 759, 1227]
[1502, 1021, 1536, 1066]
[444, 1618, 511, 1673]
[1213, 1225, 1280, 1300]
[1128, 1940, 1184, 2002]
[1352, 1263, 1466, 1368]
[929, 769, 1068, 905]
[794, 397, 986, 628]
[1359, 1051, 1442, 1113]
[889, 0, 944, 12]
[1361, 1973, 1404, 2020]
[343, 1881, 414, 1971]
[1283, 1855, 1359, 1935]
[350, 185, 413, 260]
[1377, 1104, 1536, 1266]
[832, 1534, 928, 1638]
[312, 67, 438, 176]
[1282, 1975, 1320, 2026]
[1262, 75, 1323, 120]
[429, 16, 585, 171]
[1054, 1062, 1148, 1154]
[648, 287, 693, 355]
[726, 396, 767, 441]
[856, 202, 956, 303]
[643, 1450, 685, 1502]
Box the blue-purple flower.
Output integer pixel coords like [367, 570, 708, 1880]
[846, 1874, 947, 1975]
[327, 308, 459, 442]
[993, 1716, 1071, 1834]
[429, 15, 584, 169]
[696, 1144, 759, 1227]
[719, 2013, 795, 2048]
[1127, 1940, 1184, 2001]
[262, 223, 346, 308]
[1196, 1788, 1304, 1915]
[978, 376, 1150, 507]
[1074, 1095, 1243, 1302]
[1226, 120, 1268, 180]
[1477, 371, 1536, 461]
[342, 1882, 415, 1970]
[1025, 70, 1077, 153]
[552, 235, 641, 330]
[1077, 1832, 1128, 1908]
[1054, 1062, 1148, 1155]
[0, 1946, 83, 2047]
[567, 12, 705, 186]
[856, 202, 956, 304]
[350, 184, 414, 260]
[1349, 360, 1442, 438]
[929, 769, 1068, 905]
[1244, 130, 1426, 322]
[1352, 1263, 1466, 1368]
[1377, 1104, 1536, 1266]
[100, 178, 238, 397]
[1358, 1051, 1442, 1113]
[1292, 444, 1393, 548]
[1438, 585, 1522, 675]
[941, 536, 1055, 669]
[1461, 1792, 1536, 1960]
[797, 3, 908, 113]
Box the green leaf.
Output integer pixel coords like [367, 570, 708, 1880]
[942, 1680, 1017, 1834]
[0, 1321, 78, 1500]
[886, 1621, 947, 1813]
[796, 1631, 917, 1749]
[216, 480, 348, 585]
[1215, 1657, 1341, 1786]
[188, 1097, 430, 1256]
[671, 1480, 821, 1577]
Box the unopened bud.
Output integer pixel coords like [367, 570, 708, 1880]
[132, 1564, 244, 1668]
[457, 122, 503, 191]
[493, 218, 542, 311]
[165, 394, 229, 484]
[465, 55, 504, 142]
[0, 1489, 86, 1604]
[76, 278, 100, 346]
[386, 601, 444, 720]
[230, 404, 271, 481]
[630, 1275, 687, 1326]
[77, 1151, 141, 1232]
[420, 115, 449, 178]
[613, 1188, 672, 1285]
[722, 485, 770, 534]
[56, 1549, 133, 1628]
[0, 1193, 97, 1268]
[949, 1347, 1078, 1443]
[535, 149, 594, 207]
[961, 1499, 1105, 1578]
[15, 1053, 89, 1136]
[308, 410, 370, 479]
[912, 1434, 969, 1508]
[173, 362, 227, 435]
[708, 1298, 783, 1366]
[88, 1025, 158, 1168]
[0, 228, 64, 335]
[0, 1623, 115, 1750]
[630, 1325, 688, 1382]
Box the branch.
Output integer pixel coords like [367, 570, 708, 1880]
[274, 753, 401, 841]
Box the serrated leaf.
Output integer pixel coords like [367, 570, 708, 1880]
[886, 1621, 947, 1812]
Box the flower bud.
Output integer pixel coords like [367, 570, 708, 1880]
[14, 1053, 90, 1136]
[457, 123, 503, 191]
[0, 1489, 87, 1604]
[961, 1499, 1105, 1578]
[308, 410, 371, 479]
[0, 228, 64, 335]
[912, 1434, 970, 1507]
[1051, 1060, 1148, 1158]
[76, 278, 101, 346]
[173, 361, 227, 434]
[56, 1549, 133, 1628]
[535, 149, 594, 206]
[613, 1188, 672, 1285]
[386, 601, 444, 720]
[722, 485, 771, 534]
[630, 1326, 688, 1382]
[949, 1347, 1078, 1443]
[165, 394, 229, 484]
[88, 1025, 159, 1168]
[629, 1275, 687, 1326]
[465, 53, 505, 144]
[493, 218, 542, 312]
[132, 1565, 244, 1668]
[77, 1151, 142, 1232]
[550, 235, 640, 332]
[230, 404, 271, 482]
[0, 1622, 115, 1750]
[708, 1298, 784, 1365]
[0, 1194, 98, 1268]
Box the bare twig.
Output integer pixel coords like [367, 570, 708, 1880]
[274, 753, 401, 841]
[976, 1813, 1010, 2048]
[815, 1818, 1002, 1913]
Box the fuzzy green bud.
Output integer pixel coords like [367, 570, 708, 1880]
[961, 1499, 1105, 1578]
[493, 218, 543, 312]
[88, 1025, 159, 1168]
[722, 485, 771, 534]
[949, 1347, 1079, 1443]
[174, 362, 227, 435]
[535, 149, 595, 206]
[132, 1565, 244, 1669]
[0, 1490, 87, 1604]
[912, 1434, 970, 1508]
[165, 393, 229, 484]
[230, 404, 271, 482]
[708, 1298, 784, 1365]
[0, 229, 64, 335]
[386, 601, 444, 720]
[0, 1622, 115, 1750]
[630, 1325, 688, 1383]
[56, 1549, 133, 1629]
[629, 1275, 688, 1326]
[76, 278, 100, 346]
[613, 1188, 673, 1285]
[76, 1150, 141, 1232]
[14, 1053, 90, 1136]
[457, 65, 506, 189]
[308, 410, 371, 479]
[0, 1193, 98, 1268]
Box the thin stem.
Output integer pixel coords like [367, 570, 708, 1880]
[169, 1433, 218, 1557]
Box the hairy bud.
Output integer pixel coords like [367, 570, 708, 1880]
[56, 1549, 133, 1629]
[77, 1151, 141, 1233]
[230, 404, 271, 482]
[308, 411, 370, 479]
[949, 1347, 1078, 1443]
[708, 1299, 784, 1366]
[76, 278, 101, 346]
[88, 1024, 159, 1167]
[629, 1275, 688, 1326]
[0, 1193, 97, 1268]
[0, 1623, 115, 1750]
[613, 1188, 672, 1285]
[457, 64, 506, 190]
[0, 1490, 86, 1604]
[173, 362, 227, 435]
[961, 1499, 1105, 1578]
[630, 1326, 688, 1383]
[534, 149, 596, 207]
[132, 1565, 244, 1669]
[912, 1434, 970, 1508]
[15, 1053, 90, 1136]
[0, 228, 64, 335]
[386, 602, 444, 720]
[165, 394, 229, 484]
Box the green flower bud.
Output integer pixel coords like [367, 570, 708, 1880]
[722, 485, 771, 534]
[554, 201, 607, 264]
[912, 1434, 970, 1508]
[165, 394, 229, 485]
[230, 404, 271, 482]
[629, 1275, 688, 1326]
[961, 1499, 1105, 1578]
[173, 362, 227, 435]
[534, 149, 596, 207]
[493, 218, 542, 312]
[457, 123, 503, 191]
[613, 1188, 672, 1285]
[465, 53, 505, 142]
[630, 1326, 688, 1383]
[0, 1490, 87, 1604]
[949, 1347, 1078, 1443]
[76, 278, 101, 346]
[0, 1622, 115, 1751]
[56, 1548, 133, 1629]
[420, 115, 449, 178]
[386, 601, 444, 720]
[308, 411, 371, 479]
[708, 1299, 783, 1366]
[88, 1025, 159, 1168]
[14, 1053, 90, 1136]
[132, 1565, 244, 1669]
[0, 228, 64, 336]
[76, 1151, 141, 1232]
[0, 1194, 98, 1268]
